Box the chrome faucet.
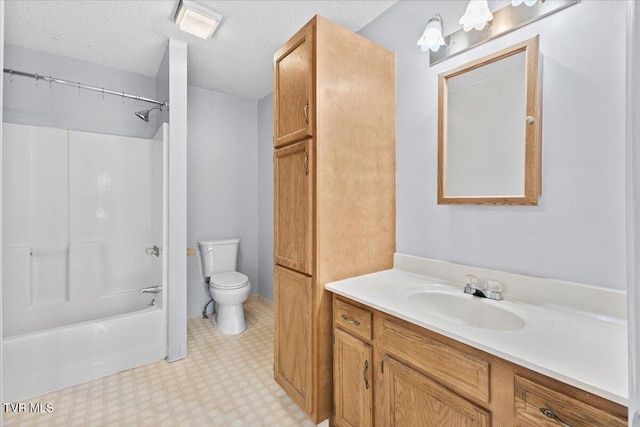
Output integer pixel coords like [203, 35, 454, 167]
[139, 286, 162, 294]
[463, 275, 503, 301]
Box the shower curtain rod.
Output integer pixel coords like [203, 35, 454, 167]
[3, 68, 168, 108]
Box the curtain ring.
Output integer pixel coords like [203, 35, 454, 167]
[34, 73, 39, 86]
[102, 88, 104, 100]
[49, 77, 52, 90]
[122, 92, 125, 103]
[8, 69, 13, 83]
[78, 82, 81, 95]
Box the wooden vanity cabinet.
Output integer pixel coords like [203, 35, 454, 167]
[333, 298, 375, 427]
[332, 294, 628, 427]
[273, 15, 395, 423]
[513, 375, 627, 427]
[274, 266, 313, 413]
[273, 139, 314, 275]
[274, 21, 313, 148]
[382, 357, 490, 427]
[334, 330, 373, 427]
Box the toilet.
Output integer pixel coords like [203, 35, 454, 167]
[198, 238, 251, 335]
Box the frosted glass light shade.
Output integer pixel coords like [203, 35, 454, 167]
[512, 0, 538, 6]
[459, 0, 494, 32]
[174, 0, 222, 39]
[417, 15, 445, 52]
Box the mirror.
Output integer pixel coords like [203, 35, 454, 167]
[438, 36, 541, 205]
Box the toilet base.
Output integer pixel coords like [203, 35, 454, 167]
[213, 303, 246, 335]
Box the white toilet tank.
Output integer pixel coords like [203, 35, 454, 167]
[198, 238, 240, 278]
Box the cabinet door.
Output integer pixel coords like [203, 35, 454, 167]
[383, 357, 490, 427]
[334, 329, 373, 427]
[274, 139, 314, 275]
[274, 22, 314, 147]
[274, 266, 313, 413]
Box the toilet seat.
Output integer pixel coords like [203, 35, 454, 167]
[209, 272, 249, 289]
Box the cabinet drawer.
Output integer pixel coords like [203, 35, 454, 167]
[514, 375, 626, 427]
[382, 319, 490, 403]
[334, 299, 372, 341]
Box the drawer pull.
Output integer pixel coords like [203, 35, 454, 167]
[540, 408, 573, 427]
[341, 314, 360, 326]
[363, 360, 370, 389]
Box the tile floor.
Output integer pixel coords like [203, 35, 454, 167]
[4, 301, 317, 427]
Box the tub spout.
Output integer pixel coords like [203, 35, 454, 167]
[139, 286, 162, 294]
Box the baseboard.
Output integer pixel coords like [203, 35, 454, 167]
[245, 294, 274, 311]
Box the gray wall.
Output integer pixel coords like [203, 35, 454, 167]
[3, 45, 158, 138]
[257, 93, 274, 302]
[155, 47, 169, 130]
[355, 0, 627, 290]
[628, 1, 640, 422]
[255, 0, 627, 299]
[186, 85, 258, 318]
[1, 3, 5, 425]
[165, 38, 189, 362]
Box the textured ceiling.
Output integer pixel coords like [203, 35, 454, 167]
[4, 0, 398, 100]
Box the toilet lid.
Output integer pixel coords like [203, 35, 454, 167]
[210, 272, 249, 289]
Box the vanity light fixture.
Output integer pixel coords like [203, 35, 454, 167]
[174, 0, 222, 39]
[425, 0, 577, 65]
[459, 0, 494, 32]
[512, 0, 539, 6]
[417, 14, 446, 52]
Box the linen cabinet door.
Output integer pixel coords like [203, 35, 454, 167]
[334, 329, 373, 427]
[274, 266, 313, 413]
[274, 139, 314, 275]
[383, 357, 490, 427]
[274, 22, 314, 147]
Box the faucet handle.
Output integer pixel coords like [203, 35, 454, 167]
[465, 274, 478, 288]
[487, 279, 502, 293]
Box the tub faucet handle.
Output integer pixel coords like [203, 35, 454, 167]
[145, 245, 162, 257]
[139, 286, 162, 294]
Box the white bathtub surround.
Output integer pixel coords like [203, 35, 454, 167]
[2, 123, 167, 401]
[3, 302, 315, 427]
[325, 253, 628, 406]
[3, 306, 164, 402]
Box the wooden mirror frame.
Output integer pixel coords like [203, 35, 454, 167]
[437, 36, 541, 205]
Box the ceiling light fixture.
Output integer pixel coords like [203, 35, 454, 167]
[512, 0, 539, 6]
[174, 0, 222, 40]
[417, 14, 446, 52]
[459, 0, 494, 32]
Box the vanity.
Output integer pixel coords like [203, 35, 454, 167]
[326, 254, 628, 426]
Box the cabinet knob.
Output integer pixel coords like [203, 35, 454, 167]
[540, 407, 573, 427]
[304, 102, 309, 124]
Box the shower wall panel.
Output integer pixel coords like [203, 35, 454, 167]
[69, 131, 152, 296]
[2, 124, 32, 247]
[2, 123, 158, 337]
[32, 127, 69, 306]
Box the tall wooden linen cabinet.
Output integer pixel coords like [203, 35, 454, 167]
[272, 16, 396, 423]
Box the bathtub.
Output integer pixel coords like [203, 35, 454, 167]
[2, 306, 166, 402]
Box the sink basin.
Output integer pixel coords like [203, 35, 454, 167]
[407, 291, 525, 331]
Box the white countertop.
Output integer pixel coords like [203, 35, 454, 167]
[325, 268, 628, 406]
